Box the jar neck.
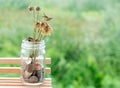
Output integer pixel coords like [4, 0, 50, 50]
[21, 40, 45, 50]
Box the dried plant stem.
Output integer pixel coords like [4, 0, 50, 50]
[31, 57, 34, 64]
[38, 33, 43, 41]
[33, 9, 36, 23]
[33, 28, 36, 41]
[32, 8, 37, 63]
[33, 49, 38, 62]
[33, 9, 36, 42]
[37, 11, 39, 22]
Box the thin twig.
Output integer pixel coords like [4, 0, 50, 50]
[37, 11, 39, 22]
[33, 9, 36, 23]
[38, 33, 43, 42]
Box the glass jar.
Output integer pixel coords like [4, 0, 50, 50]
[20, 40, 45, 85]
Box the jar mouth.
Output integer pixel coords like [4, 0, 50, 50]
[21, 39, 45, 49]
[22, 39, 45, 44]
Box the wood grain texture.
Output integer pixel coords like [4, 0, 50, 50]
[0, 58, 51, 64]
[0, 67, 51, 74]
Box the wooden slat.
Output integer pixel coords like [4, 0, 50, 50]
[0, 67, 51, 74]
[0, 78, 52, 87]
[0, 58, 51, 64]
[0, 86, 52, 88]
[0, 78, 51, 82]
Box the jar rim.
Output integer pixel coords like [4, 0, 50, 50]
[22, 39, 45, 44]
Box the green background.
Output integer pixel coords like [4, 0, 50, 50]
[0, 0, 120, 88]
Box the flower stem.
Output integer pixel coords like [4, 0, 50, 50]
[37, 11, 39, 22]
[33, 28, 36, 41]
[33, 9, 36, 23]
[38, 33, 43, 41]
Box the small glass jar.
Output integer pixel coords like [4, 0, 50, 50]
[20, 40, 45, 85]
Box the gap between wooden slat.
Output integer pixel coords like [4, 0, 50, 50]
[0, 67, 51, 74]
[0, 58, 51, 64]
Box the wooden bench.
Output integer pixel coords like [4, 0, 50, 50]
[0, 58, 52, 88]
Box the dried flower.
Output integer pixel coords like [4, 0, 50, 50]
[28, 6, 34, 11]
[36, 6, 41, 11]
[27, 6, 53, 41]
[40, 22, 53, 35]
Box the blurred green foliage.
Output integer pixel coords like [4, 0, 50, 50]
[0, 0, 120, 88]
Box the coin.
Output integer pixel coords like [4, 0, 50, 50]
[28, 76, 38, 83]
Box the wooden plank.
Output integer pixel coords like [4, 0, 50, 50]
[0, 78, 51, 81]
[0, 78, 51, 83]
[0, 81, 51, 86]
[0, 58, 51, 64]
[0, 82, 51, 86]
[0, 78, 52, 87]
[0, 67, 51, 74]
[0, 86, 52, 88]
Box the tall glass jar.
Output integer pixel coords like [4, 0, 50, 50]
[21, 40, 45, 85]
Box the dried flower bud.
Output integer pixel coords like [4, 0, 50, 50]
[36, 6, 40, 11]
[28, 6, 34, 11]
[27, 37, 33, 42]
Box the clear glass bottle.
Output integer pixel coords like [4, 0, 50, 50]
[21, 40, 45, 85]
